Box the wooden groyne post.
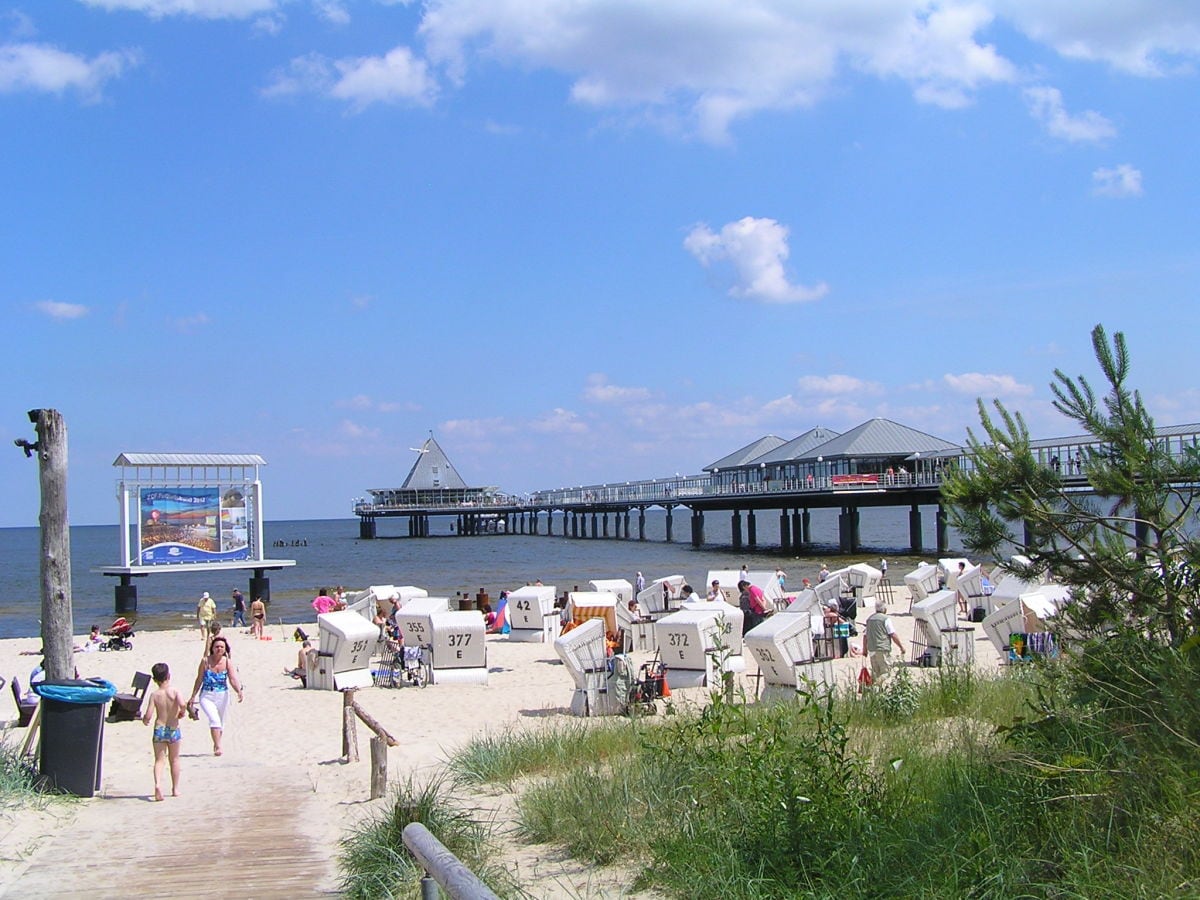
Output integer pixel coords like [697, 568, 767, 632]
[15, 409, 74, 681]
[341, 688, 399, 799]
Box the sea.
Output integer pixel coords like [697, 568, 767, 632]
[0, 508, 963, 640]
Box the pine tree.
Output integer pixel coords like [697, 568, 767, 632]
[942, 324, 1200, 647]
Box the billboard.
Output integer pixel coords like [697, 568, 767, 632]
[139, 486, 252, 565]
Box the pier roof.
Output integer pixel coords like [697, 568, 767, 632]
[400, 436, 468, 491]
[799, 418, 959, 461]
[749, 427, 842, 465]
[704, 435, 786, 472]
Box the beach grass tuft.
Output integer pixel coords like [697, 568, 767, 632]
[338, 773, 520, 899]
[0, 738, 51, 810]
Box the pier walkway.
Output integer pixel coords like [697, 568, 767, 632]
[5, 761, 337, 899]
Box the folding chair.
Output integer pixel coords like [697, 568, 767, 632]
[11, 677, 38, 728]
[109, 671, 152, 721]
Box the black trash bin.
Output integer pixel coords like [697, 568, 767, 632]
[33, 678, 117, 798]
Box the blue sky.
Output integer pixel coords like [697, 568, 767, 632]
[3, 1, 1199, 528]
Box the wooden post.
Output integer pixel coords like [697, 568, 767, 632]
[370, 736, 387, 799]
[342, 689, 359, 761]
[21, 410, 74, 681]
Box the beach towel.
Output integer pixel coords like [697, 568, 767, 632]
[489, 596, 511, 634]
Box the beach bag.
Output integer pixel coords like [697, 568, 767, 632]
[857, 665, 873, 692]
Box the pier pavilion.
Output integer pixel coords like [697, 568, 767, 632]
[356, 435, 503, 539]
[353, 421, 1200, 555]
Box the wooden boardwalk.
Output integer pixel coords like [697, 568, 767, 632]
[6, 761, 339, 899]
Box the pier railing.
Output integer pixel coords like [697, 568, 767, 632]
[352, 470, 946, 515]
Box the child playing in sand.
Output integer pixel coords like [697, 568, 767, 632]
[142, 662, 188, 801]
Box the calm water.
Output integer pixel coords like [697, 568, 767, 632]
[0, 509, 962, 639]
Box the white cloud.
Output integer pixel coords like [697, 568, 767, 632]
[1092, 163, 1143, 198]
[264, 47, 437, 109]
[996, 1, 1200, 76]
[860, 3, 1017, 109]
[583, 374, 651, 404]
[313, 0, 350, 26]
[169, 312, 210, 332]
[944, 372, 1033, 396]
[442, 416, 512, 440]
[0, 42, 137, 99]
[420, 1, 1024, 142]
[796, 374, 882, 395]
[331, 47, 437, 108]
[684, 216, 827, 304]
[34, 300, 88, 320]
[1023, 85, 1115, 142]
[337, 418, 380, 440]
[78, 0, 277, 19]
[337, 394, 417, 413]
[531, 408, 588, 434]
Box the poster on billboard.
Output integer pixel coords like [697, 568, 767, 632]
[139, 486, 252, 565]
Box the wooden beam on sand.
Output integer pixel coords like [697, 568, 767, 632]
[341, 688, 398, 766]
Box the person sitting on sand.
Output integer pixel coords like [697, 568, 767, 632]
[482, 603, 496, 631]
[284, 641, 315, 680]
[143, 662, 188, 801]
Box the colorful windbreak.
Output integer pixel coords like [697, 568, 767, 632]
[138, 486, 251, 564]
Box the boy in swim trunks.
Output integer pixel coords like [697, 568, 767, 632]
[142, 662, 188, 801]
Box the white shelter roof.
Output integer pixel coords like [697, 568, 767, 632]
[113, 453, 267, 467]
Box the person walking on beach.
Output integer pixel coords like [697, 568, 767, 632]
[635, 572, 645, 595]
[231, 589, 247, 628]
[197, 592, 216, 641]
[143, 662, 188, 801]
[739, 580, 768, 632]
[818, 564, 830, 583]
[312, 588, 336, 616]
[862, 600, 905, 684]
[249, 595, 266, 640]
[189, 636, 244, 756]
[775, 567, 787, 592]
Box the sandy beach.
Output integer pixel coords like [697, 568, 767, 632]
[0, 590, 1002, 899]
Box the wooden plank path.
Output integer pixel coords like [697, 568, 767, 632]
[5, 761, 339, 899]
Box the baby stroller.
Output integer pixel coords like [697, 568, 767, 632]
[627, 654, 668, 713]
[99, 617, 135, 651]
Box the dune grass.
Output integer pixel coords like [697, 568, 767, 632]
[338, 773, 523, 900]
[342, 642, 1200, 898]
[0, 737, 51, 810]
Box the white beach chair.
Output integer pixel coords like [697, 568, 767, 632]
[554, 618, 623, 716]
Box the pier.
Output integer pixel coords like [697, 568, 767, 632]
[354, 421, 1200, 554]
